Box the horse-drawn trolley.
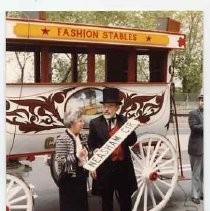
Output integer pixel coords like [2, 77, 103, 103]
[6, 15, 186, 211]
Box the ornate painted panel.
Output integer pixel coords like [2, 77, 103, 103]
[6, 84, 170, 156]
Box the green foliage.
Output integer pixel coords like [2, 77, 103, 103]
[172, 12, 203, 93]
[51, 53, 72, 83]
[6, 11, 23, 18]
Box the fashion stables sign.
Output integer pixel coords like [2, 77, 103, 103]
[83, 119, 140, 172]
[13, 22, 169, 46]
[6, 19, 186, 48]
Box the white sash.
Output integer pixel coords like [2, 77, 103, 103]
[83, 119, 139, 172]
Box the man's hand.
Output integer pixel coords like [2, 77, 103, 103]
[93, 148, 99, 154]
[90, 171, 97, 179]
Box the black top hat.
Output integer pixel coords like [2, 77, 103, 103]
[100, 87, 122, 105]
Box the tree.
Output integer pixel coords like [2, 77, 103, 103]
[172, 12, 203, 93]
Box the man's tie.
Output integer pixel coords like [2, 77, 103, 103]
[108, 117, 116, 130]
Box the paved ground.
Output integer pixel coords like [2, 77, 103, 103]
[21, 151, 203, 211]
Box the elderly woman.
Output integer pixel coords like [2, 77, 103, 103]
[55, 108, 89, 211]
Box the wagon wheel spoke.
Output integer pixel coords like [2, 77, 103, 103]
[136, 177, 143, 186]
[158, 170, 176, 176]
[7, 186, 22, 201]
[143, 139, 152, 167]
[153, 158, 175, 171]
[9, 204, 28, 209]
[7, 180, 15, 194]
[153, 181, 165, 199]
[9, 195, 27, 205]
[143, 185, 148, 211]
[156, 178, 172, 188]
[133, 182, 145, 211]
[152, 148, 170, 169]
[140, 142, 146, 165]
[148, 183, 157, 207]
[149, 140, 162, 166]
[130, 149, 143, 169]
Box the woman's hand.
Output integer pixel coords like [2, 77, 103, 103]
[78, 148, 88, 158]
[78, 148, 88, 166]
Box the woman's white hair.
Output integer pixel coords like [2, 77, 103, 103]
[64, 107, 83, 127]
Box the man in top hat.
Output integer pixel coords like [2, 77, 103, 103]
[188, 93, 203, 204]
[88, 87, 137, 211]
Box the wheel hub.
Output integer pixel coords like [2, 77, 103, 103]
[142, 167, 158, 182]
[149, 172, 158, 181]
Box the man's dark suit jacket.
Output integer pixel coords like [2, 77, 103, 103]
[88, 114, 138, 196]
[188, 108, 203, 156]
